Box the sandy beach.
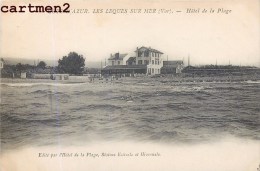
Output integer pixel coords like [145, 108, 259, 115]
[1, 73, 260, 85]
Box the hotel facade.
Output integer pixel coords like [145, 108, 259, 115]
[101, 46, 183, 76]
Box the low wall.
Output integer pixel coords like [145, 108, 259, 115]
[31, 74, 51, 79]
[69, 76, 89, 81]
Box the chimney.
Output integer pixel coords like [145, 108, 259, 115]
[115, 52, 119, 59]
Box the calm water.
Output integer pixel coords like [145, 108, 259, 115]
[1, 80, 260, 150]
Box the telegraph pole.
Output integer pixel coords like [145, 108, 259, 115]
[100, 60, 103, 77]
[0, 59, 3, 103]
[188, 55, 190, 66]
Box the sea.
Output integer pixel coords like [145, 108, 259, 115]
[0, 79, 260, 171]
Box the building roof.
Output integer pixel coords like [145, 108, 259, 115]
[108, 53, 128, 60]
[126, 57, 136, 63]
[163, 60, 184, 67]
[102, 65, 147, 70]
[136, 46, 163, 54]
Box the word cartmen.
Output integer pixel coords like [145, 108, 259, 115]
[0, 3, 70, 13]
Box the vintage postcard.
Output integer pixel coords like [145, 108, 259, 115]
[0, 0, 259, 171]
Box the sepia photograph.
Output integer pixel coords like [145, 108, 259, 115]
[0, 0, 259, 170]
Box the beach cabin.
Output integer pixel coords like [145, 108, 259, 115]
[21, 72, 27, 79]
[51, 74, 69, 80]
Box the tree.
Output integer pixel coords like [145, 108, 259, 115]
[16, 63, 25, 73]
[37, 61, 47, 69]
[58, 52, 85, 75]
[0, 58, 4, 69]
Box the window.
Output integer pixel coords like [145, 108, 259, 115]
[152, 68, 154, 73]
[144, 50, 149, 57]
[152, 60, 154, 64]
[145, 60, 149, 65]
[112, 61, 114, 66]
[138, 51, 142, 57]
[138, 60, 143, 65]
[118, 61, 120, 65]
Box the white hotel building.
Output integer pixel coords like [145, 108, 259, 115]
[102, 46, 183, 76]
[135, 46, 164, 75]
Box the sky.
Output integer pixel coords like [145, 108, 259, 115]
[0, 0, 259, 67]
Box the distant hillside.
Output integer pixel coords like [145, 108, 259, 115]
[1, 57, 57, 66]
[1, 57, 101, 68]
[85, 61, 101, 68]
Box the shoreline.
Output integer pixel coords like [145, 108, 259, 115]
[0, 78, 260, 84]
[0, 74, 260, 84]
[1, 74, 260, 84]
